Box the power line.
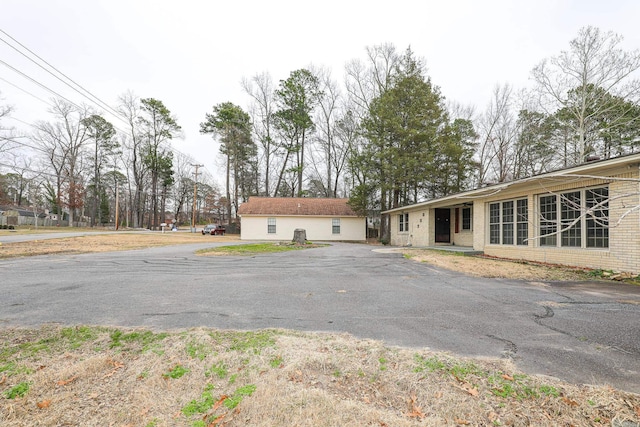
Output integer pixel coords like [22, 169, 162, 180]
[0, 58, 81, 110]
[0, 76, 51, 106]
[0, 29, 207, 177]
[0, 28, 127, 124]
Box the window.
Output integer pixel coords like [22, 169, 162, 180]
[489, 203, 500, 244]
[539, 195, 557, 246]
[502, 201, 514, 245]
[489, 198, 528, 245]
[332, 218, 341, 234]
[561, 191, 581, 247]
[586, 187, 609, 248]
[516, 199, 528, 245]
[267, 217, 276, 234]
[462, 208, 471, 230]
[399, 213, 409, 232]
[538, 187, 608, 248]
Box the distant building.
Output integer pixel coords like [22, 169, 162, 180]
[238, 197, 366, 242]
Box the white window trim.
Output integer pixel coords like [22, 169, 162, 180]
[267, 217, 276, 234]
[399, 212, 409, 233]
[332, 218, 341, 235]
[461, 207, 472, 231]
[488, 198, 528, 246]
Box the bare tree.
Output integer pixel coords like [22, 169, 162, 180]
[117, 91, 148, 228]
[532, 26, 640, 164]
[476, 84, 518, 185]
[0, 94, 16, 158]
[308, 65, 345, 197]
[344, 43, 400, 121]
[242, 72, 278, 196]
[32, 99, 92, 226]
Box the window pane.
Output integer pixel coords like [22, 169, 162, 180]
[561, 191, 581, 247]
[332, 218, 340, 234]
[268, 217, 276, 234]
[489, 203, 500, 244]
[399, 213, 408, 232]
[462, 208, 471, 230]
[502, 223, 514, 245]
[502, 201, 514, 244]
[586, 187, 609, 248]
[516, 199, 528, 245]
[539, 195, 557, 246]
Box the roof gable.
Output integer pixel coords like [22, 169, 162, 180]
[238, 197, 360, 217]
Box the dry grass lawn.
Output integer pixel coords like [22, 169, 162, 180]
[1, 326, 639, 427]
[1, 231, 639, 426]
[401, 249, 594, 281]
[0, 230, 240, 258]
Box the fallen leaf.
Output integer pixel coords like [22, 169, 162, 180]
[562, 397, 579, 407]
[57, 376, 78, 386]
[454, 382, 479, 396]
[454, 418, 470, 425]
[37, 400, 51, 409]
[209, 412, 226, 426]
[107, 359, 124, 368]
[407, 393, 425, 419]
[213, 395, 228, 411]
[634, 406, 640, 418]
[0, 375, 5, 385]
[501, 374, 514, 381]
[102, 359, 125, 379]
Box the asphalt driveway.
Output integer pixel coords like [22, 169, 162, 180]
[1, 242, 639, 393]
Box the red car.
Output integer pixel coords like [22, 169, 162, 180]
[202, 224, 226, 235]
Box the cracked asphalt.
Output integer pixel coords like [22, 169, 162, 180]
[1, 241, 639, 393]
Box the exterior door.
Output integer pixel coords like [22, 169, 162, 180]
[435, 208, 451, 243]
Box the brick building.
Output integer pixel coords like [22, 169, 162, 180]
[385, 153, 640, 274]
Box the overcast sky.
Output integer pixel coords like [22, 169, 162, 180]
[1, 0, 639, 184]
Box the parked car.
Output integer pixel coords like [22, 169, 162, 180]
[202, 224, 226, 235]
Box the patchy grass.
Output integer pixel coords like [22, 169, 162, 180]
[0, 325, 638, 426]
[197, 242, 327, 256]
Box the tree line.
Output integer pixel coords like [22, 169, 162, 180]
[1, 26, 639, 237]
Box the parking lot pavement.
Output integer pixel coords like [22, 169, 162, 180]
[1, 242, 639, 393]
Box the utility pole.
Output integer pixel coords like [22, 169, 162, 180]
[191, 164, 204, 233]
[114, 185, 119, 231]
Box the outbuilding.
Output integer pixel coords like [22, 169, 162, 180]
[237, 197, 366, 242]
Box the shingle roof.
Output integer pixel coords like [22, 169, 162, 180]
[237, 197, 360, 217]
